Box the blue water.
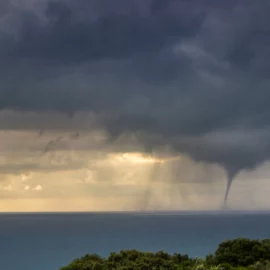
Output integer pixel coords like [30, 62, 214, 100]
[1, 212, 270, 270]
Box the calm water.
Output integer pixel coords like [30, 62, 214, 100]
[1, 212, 270, 270]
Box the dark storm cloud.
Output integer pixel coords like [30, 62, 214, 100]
[1, 0, 270, 199]
[7, 0, 205, 63]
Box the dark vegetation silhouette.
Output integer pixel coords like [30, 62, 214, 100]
[60, 238, 270, 270]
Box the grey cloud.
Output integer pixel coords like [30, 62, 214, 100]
[0, 160, 87, 175]
[9, 0, 205, 62]
[1, 0, 270, 203]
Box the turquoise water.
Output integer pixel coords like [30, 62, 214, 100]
[1, 212, 270, 270]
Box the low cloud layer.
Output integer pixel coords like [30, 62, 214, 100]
[1, 0, 270, 209]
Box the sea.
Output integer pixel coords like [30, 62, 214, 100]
[1, 211, 270, 270]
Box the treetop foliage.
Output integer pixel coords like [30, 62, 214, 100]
[60, 238, 270, 270]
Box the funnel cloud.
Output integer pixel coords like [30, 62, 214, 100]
[1, 0, 270, 207]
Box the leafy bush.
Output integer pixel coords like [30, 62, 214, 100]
[60, 238, 270, 270]
[208, 238, 270, 267]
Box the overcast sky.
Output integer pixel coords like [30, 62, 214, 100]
[1, 0, 270, 211]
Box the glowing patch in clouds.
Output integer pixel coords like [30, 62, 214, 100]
[3, 184, 12, 191]
[33, 185, 43, 191]
[113, 153, 163, 164]
[21, 173, 33, 182]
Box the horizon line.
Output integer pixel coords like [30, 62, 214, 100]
[1, 210, 270, 215]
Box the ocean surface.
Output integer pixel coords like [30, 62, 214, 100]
[1, 212, 270, 270]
